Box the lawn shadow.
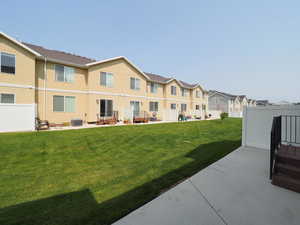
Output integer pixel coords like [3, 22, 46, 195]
[0, 140, 241, 225]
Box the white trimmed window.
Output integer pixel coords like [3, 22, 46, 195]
[181, 104, 187, 112]
[0, 52, 16, 74]
[55, 65, 75, 83]
[196, 105, 200, 110]
[171, 86, 177, 95]
[0, 93, 15, 103]
[150, 83, 159, 93]
[181, 88, 189, 97]
[149, 102, 158, 112]
[100, 72, 113, 87]
[130, 77, 140, 90]
[171, 103, 176, 110]
[53, 95, 76, 112]
[196, 90, 201, 98]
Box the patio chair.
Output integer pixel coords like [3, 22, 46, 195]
[35, 117, 50, 130]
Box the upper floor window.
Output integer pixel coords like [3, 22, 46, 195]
[149, 101, 159, 112]
[181, 88, 189, 97]
[171, 86, 177, 95]
[55, 65, 74, 83]
[100, 72, 113, 87]
[130, 77, 140, 90]
[171, 103, 176, 110]
[196, 90, 201, 98]
[196, 105, 200, 110]
[0, 52, 15, 74]
[0, 93, 15, 104]
[53, 95, 76, 112]
[150, 82, 159, 93]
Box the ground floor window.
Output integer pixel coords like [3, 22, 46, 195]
[0, 93, 15, 103]
[100, 99, 113, 117]
[149, 101, 158, 112]
[53, 95, 76, 112]
[181, 104, 187, 112]
[170, 103, 176, 110]
[202, 104, 206, 110]
[196, 104, 200, 110]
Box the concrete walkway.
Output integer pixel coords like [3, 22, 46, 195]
[113, 146, 300, 225]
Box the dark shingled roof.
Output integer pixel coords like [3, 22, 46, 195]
[144, 72, 198, 89]
[179, 80, 197, 89]
[209, 90, 238, 100]
[144, 72, 171, 83]
[22, 42, 96, 66]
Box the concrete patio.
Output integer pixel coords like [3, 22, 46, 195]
[113, 146, 300, 225]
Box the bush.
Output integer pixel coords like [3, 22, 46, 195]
[220, 112, 228, 120]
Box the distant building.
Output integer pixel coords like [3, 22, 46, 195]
[256, 100, 270, 106]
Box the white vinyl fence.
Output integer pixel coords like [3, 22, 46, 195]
[207, 110, 221, 119]
[242, 105, 300, 150]
[229, 111, 243, 118]
[0, 104, 36, 132]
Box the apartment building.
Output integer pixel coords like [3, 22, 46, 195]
[0, 32, 208, 124]
[208, 90, 256, 117]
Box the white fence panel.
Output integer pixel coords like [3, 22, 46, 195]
[242, 105, 300, 150]
[207, 110, 221, 119]
[229, 111, 243, 118]
[0, 104, 36, 132]
[163, 110, 179, 121]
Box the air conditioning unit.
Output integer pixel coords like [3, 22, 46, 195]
[71, 118, 83, 126]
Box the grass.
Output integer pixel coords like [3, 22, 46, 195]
[0, 118, 242, 225]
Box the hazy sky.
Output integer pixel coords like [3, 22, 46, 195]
[1, 0, 299, 102]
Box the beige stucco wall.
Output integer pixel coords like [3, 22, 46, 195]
[1, 35, 209, 124]
[0, 35, 36, 104]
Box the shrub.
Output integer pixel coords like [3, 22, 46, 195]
[220, 112, 228, 120]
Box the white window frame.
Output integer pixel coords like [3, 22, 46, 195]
[170, 103, 176, 110]
[53, 95, 76, 112]
[195, 104, 200, 110]
[196, 90, 201, 98]
[100, 72, 114, 87]
[149, 101, 159, 112]
[181, 103, 187, 112]
[181, 88, 188, 97]
[130, 77, 140, 90]
[0, 93, 16, 104]
[171, 86, 177, 96]
[0, 52, 16, 75]
[55, 64, 75, 83]
[150, 82, 159, 93]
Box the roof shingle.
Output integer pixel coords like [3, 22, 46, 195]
[22, 42, 96, 66]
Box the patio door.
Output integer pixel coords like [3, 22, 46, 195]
[130, 101, 140, 117]
[100, 99, 113, 117]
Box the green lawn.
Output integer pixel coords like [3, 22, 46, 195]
[0, 118, 242, 225]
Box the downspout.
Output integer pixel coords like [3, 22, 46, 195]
[43, 58, 47, 120]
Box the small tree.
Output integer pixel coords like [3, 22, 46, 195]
[220, 112, 228, 120]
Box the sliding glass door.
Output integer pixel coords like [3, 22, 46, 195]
[130, 101, 140, 117]
[100, 99, 113, 117]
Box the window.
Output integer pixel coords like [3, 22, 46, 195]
[196, 105, 200, 110]
[171, 103, 176, 110]
[0, 93, 15, 103]
[1, 52, 15, 74]
[196, 91, 201, 98]
[100, 99, 113, 117]
[202, 104, 206, 110]
[171, 86, 177, 95]
[181, 104, 187, 112]
[100, 72, 113, 87]
[53, 95, 76, 112]
[130, 77, 140, 90]
[150, 83, 159, 93]
[181, 88, 188, 97]
[55, 65, 74, 83]
[149, 102, 158, 112]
